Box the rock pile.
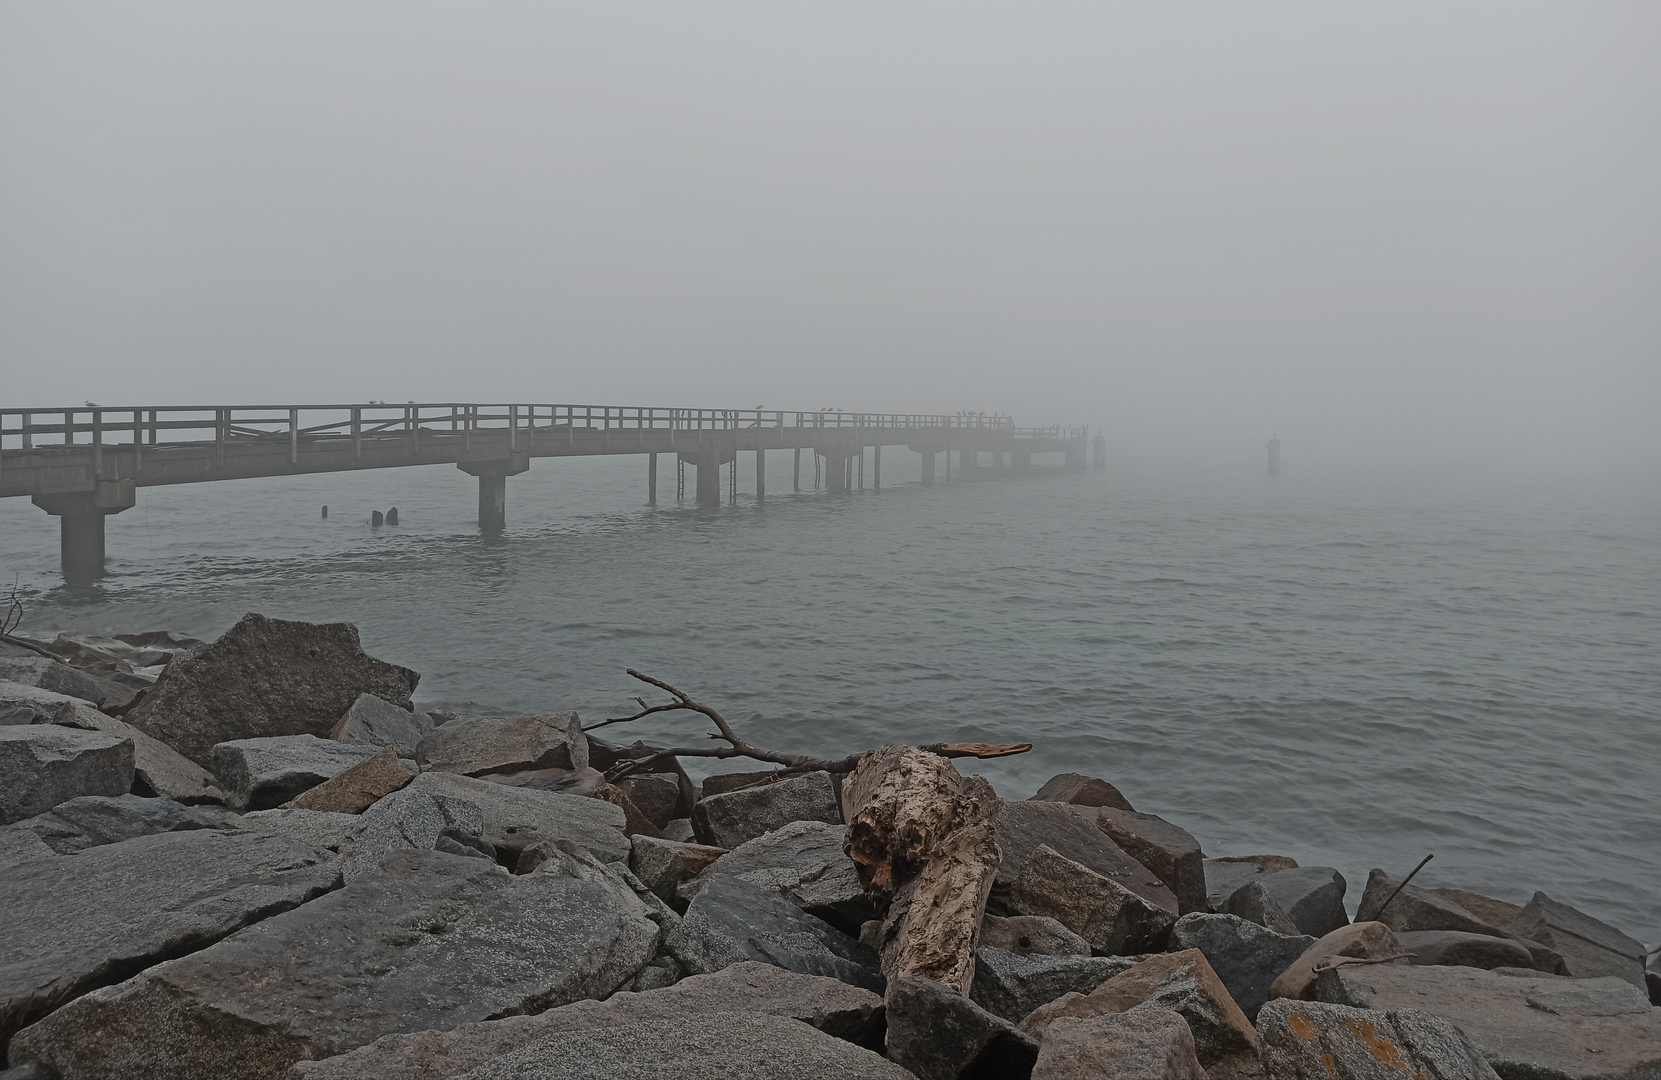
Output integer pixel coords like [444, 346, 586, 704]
[1, 613, 1657, 1080]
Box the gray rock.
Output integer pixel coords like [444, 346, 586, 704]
[627, 956, 683, 992]
[10, 849, 659, 1080]
[691, 770, 841, 849]
[1032, 1011, 1205, 1080]
[980, 914, 1092, 957]
[991, 801, 1177, 915]
[1423, 886, 1524, 928]
[441, 1012, 914, 1080]
[284, 745, 415, 813]
[1031, 772, 1135, 811]
[1004, 844, 1178, 955]
[1019, 948, 1260, 1077]
[7, 682, 226, 804]
[616, 772, 683, 829]
[0, 725, 134, 824]
[1397, 930, 1538, 971]
[291, 962, 887, 1080]
[661, 816, 696, 842]
[122, 613, 420, 767]
[1312, 963, 1661, 1080]
[10, 794, 237, 854]
[1218, 879, 1303, 936]
[0, 655, 129, 708]
[701, 768, 785, 796]
[885, 974, 1040, 1080]
[1169, 912, 1315, 1022]
[210, 734, 380, 811]
[1243, 866, 1348, 938]
[339, 787, 491, 880]
[1506, 891, 1648, 988]
[403, 770, 629, 863]
[415, 712, 587, 776]
[630, 834, 727, 907]
[666, 873, 883, 992]
[1355, 869, 1510, 936]
[0, 824, 56, 872]
[236, 807, 365, 852]
[328, 693, 433, 757]
[1091, 807, 1206, 915]
[1257, 999, 1499, 1079]
[1202, 855, 1298, 911]
[680, 819, 874, 933]
[0, 829, 338, 1055]
[970, 946, 1134, 1023]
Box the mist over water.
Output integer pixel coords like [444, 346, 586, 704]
[4, 457, 1656, 945]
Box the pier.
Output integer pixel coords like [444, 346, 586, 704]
[1, 403, 1089, 581]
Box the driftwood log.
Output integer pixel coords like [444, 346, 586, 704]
[842, 745, 1003, 994]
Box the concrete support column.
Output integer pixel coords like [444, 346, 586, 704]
[960, 450, 978, 477]
[477, 474, 507, 531]
[1092, 434, 1107, 469]
[793, 448, 801, 493]
[457, 453, 529, 531]
[648, 453, 658, 506]
[33, 480, 136, 583]
[755, 450, 765, 504]
[873, 444, 881, 491]
[992, 450, 1006, 470]
[1014, 451, 1032, 473]
[695, 453, 721, 507]
[1064, 438, 1086, 471]
[821, 452, 850, 494]
[920, 451, 936, 485]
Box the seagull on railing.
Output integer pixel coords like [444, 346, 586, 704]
[84, 401, 99, 408]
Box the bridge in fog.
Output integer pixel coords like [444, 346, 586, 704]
[1, 402, 1097, 582]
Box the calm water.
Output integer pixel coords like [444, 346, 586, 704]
[3, 454, 1657, 948]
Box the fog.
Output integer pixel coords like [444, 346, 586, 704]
[2, 3, 1656, 477]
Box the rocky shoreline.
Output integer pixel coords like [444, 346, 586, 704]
[1, 613, 1657, 1079]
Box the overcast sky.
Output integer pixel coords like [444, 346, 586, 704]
[2, 3, 1656, 474]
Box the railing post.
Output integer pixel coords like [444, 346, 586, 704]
[64, 410, 73, 447]
[92, 410, 103, 478]
[289, 408, 299, 465]
[132, 410, 142, 473]
[147, 410, 157, 446]
[215, 409, 226, 468]
[352, 408, 362, 459]
[22, 412, 32, 451]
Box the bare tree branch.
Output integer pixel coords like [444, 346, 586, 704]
[591, 669, 1031, 783]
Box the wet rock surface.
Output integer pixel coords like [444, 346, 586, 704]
[1031, 1011, 1206, 1080]
[1312, 963, 1661, 1080]
[1257, 999, 1500, 1079]
[679, 819, 874, 932]
[403, 770, 629, 862]
[666, 873, 884, 992]
[0, 724, 134, 824]
[691, 770, 842, 849]
[884, 974, 1039, 1080]
[0, 829, 339, 1056]
[10, 849, 659, 1080]
[6, 793, 236, 855]
[292, 962, 887, 1080]
[328, 693, 433, 758]
[970, 946, 1134, 1023]
[123, 613, 419, 766]
[1169, 912, 1315, 1022]
[210, 734, 381, 811]
[415, 712, 587, 777]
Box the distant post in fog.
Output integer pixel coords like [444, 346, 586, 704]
[1267, 435, 1281, 477]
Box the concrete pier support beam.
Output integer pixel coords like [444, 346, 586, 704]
[648, 453, 658, 506]
[1063, 438, 1086, 471]
[992, 450, 1006, 470]
[960, 450, 979, 478]
[820, 452, 851, 494]
[457, 453, 529, 531]
[873, 444, 881, 491]
[677, 449, 729, 508]
[33, 480, 135, 583]
[1013, 451, 1032, 473]
[920, 450, 936, 485]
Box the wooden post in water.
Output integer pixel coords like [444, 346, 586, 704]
[648, 453, 658, 506]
